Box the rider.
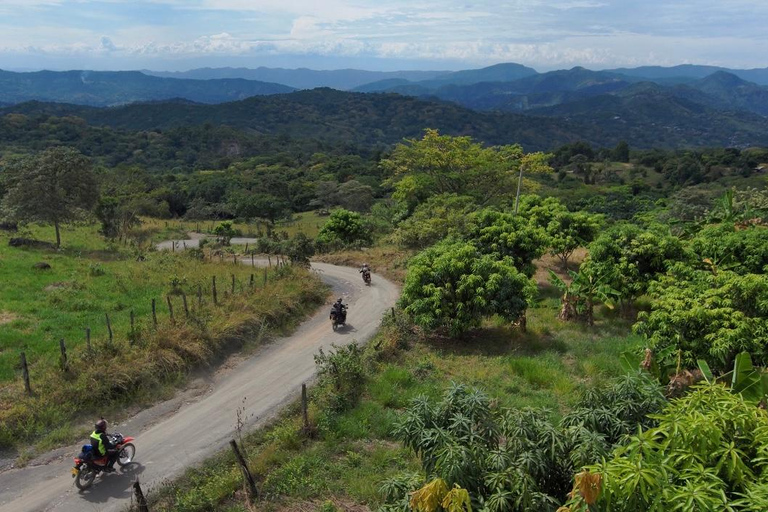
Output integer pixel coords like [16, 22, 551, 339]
[359, 263, 371, 280]
[90, 419, 118, 472]
[330, 297, 347, 322]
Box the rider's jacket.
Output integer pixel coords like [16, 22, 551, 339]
[90, 430, 113, 456]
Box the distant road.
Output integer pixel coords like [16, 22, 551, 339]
[0, 237, 399, 512]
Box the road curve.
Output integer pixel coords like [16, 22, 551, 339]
[0, 238, 399, 512]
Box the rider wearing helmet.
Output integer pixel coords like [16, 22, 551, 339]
[330, 297, 347, 322]
[359, 263, 370, 274]
[90, 419, 118, 472]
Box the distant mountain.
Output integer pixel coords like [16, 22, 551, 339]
[685, 71, 768, 116]
[144, 67, 450, 91]
[0, 70, 294, 106]
[529, 82, 768, 148]
[4, 87, 767, 150]
[606, 64, 768, 86]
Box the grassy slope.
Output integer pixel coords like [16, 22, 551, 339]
[147, 253, 643, 512]
[0, 222, 328, 455]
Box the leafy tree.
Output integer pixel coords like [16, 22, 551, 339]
[336, 179, 375, 212]
[467, 209, 549, 277]
[285, 232, 315, 266]
[391, 194, 478, 250]
[569, 384, 768, 512]
[382, 129, 550, 211]
[612, 141, 630, 163]
[229, 192, 289, 224]
[316, 208, 371, 249]
[95, 196, 141, 241]
[583, 224, 687, 313]
[213, 221, 238, 245]
[1, 146, 97, 247]
[691, 224, 768, 274]
[635, 264, 768, 373]
[399, 240, 536, 336]
[546, 210, 603, 270]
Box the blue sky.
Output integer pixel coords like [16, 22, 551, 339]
[0, 0, 766, 72]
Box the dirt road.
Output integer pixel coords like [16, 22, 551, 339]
[0, 241, 399, 512]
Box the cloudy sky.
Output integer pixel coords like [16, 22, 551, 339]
[0, 0, 765, 72]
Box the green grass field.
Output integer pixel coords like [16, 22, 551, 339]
[0, 221, 328, 454]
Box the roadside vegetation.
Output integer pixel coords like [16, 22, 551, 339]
[134, 131, 768, 512]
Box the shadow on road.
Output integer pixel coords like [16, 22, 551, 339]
[334, 323, 358, 335]
[78, 462, 145, 504]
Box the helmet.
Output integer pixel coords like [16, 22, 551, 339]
[336, 297, 343, 303]
[95, 419, 107, 431]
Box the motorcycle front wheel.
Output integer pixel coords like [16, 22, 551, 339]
[117, 443, 135, 466]
[75, 465, 96, 490]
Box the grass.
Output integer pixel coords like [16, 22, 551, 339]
[145, 269, 644, 511]
[141, 211, 328, 245]
[0, 222, 329, 455]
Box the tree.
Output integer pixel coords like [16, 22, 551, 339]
[1, 147, 97, 247]
[95, 196, 141, 241]
[548, 266, 618, 326]
[612, 141, 630, 163]
[583, 223, 687, 313]
[691, 224, 768, 275]
[547, 210, 603, 270]
[570, 384, 768, 512]
[392, 194, 477, 250]
[336, 180, 375, 212]
[467, 209, 549, 277]
[316, 208, 371, 249]
[382, 129, 551, 211]
[214, 221, 238, 245]
[634, 264, 768, 373]
[230, 192, 289, 224]
[399, 240, 536, 336]
[285, 232, 315, 266]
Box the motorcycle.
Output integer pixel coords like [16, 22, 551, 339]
[362, 269, 371, 286]
[330, 306, 348, 331]
[72, 432, 136, 490]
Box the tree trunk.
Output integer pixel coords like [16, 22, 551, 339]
[54, 220, 61, 248]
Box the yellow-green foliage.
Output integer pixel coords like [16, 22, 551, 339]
[0, 223, 328, 451]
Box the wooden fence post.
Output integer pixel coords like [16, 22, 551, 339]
[301, 383, 309, 432]
[249, 274, 254, 288]
[86, 327, 91, 353]
[212, 276, 218, 305]
[20, 352, 31, 395]
[233, 253, 237, 265]
[197, 284, 203, 309]
[172, 241, 175, 253]
[152, 299, 157, 327]
[245, 243, 249, 253]
[182, 293, 189, 318]
[59, 338, 67, 371]
[130, 310, 135, 335]
[166, 296, 175, 324]
[105, 313, 113, 345]
[251, 252, 255, 266]
[263, 267, 268, 286]
[229, 440, 258, 501]
[231, 274, 236, 294]
[183, 241, 187, 250]
[133, 477, 149, 512]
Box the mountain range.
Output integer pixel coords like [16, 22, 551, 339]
[1, 62, 767, 150]
[0, 70, 293, 107]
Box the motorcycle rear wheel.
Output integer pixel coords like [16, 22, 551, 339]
[75, 465, 96, 490]
[117, 443, 135, 466]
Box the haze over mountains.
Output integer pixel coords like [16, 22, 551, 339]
[1, 61, 767, 150]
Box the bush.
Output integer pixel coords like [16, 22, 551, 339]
[314, 343, 366, 413]
[316, 209, 372, 250]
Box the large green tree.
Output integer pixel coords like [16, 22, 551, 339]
[1, 146, 98, 247]
[316, 208, 371, 248]
[382, 129, 551, 211]
[399, 240, 536, 336]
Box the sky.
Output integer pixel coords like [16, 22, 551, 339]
[0, 0, 766, 72]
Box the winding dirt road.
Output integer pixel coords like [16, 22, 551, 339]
[0, 238, 399, 512]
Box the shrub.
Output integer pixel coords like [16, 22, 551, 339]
[316, 209, 372, 250]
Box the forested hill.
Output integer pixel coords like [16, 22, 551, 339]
[0, 69, 294, 106]
[3, 87, 768, 150]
